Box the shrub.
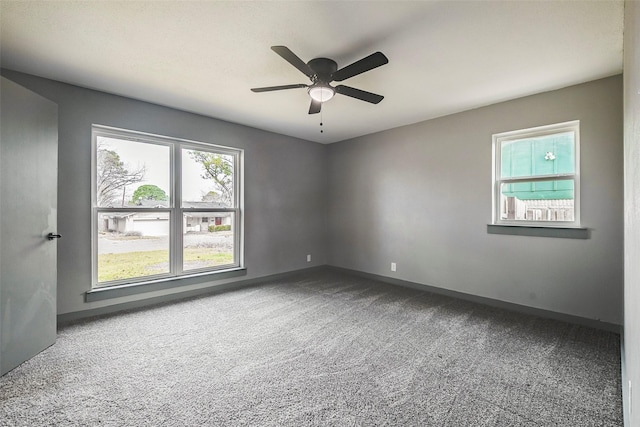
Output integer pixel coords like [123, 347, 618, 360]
[208, 224, 231, 232]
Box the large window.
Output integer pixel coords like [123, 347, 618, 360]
[92, 125, 243, 288]
[493, 121, 580, 227]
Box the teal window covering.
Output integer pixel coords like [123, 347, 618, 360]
[500, 132, 574, 200]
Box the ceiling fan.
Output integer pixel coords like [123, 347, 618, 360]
[251, 46, 389, 114]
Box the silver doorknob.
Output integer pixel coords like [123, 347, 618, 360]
[46, 233, 62, 240]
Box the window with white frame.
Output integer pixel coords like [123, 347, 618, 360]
[492, 121, 580, 227]
[92, 125, 243, 288]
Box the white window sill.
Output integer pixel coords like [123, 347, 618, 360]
[487, 224, 589, 239]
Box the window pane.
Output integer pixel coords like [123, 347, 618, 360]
[96, 136, 170, 208]
[97, 211, 170, 285]
[183, 213, 235, 271]
[182, 148, 234, 208]
[501, 131, 575, 179]
[500, 180, 574, 221]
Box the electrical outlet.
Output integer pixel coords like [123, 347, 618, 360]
[307, 254, 311, 262]
[391, 262, 397, 272]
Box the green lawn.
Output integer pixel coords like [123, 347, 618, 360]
[98, 248, 234, 283]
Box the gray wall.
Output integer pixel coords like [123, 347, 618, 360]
[0, 69, 624, 329]
[327, 75, 623, 325]
[624, 0, 640, 424]
[0, 70, 327, 315]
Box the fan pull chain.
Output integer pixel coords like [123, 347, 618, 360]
[320, 110, 324, 133]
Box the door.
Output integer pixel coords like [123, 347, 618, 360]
[1, 76, 58, 376]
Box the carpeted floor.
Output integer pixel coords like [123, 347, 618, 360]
[0, 270, 622, 426]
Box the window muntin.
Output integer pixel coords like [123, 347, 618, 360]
[493, 121, 579, 227]
[92, 125, 242, 288]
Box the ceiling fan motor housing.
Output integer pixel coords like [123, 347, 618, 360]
[307, 58, 337, 83]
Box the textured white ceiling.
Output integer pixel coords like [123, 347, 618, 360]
[0, 1, 624, 144]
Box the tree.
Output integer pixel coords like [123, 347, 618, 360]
[189, 151, 233, 206]
[201, 190, 220, 202]
[131, 185, 168, 204]
[96, 145, 146, 207]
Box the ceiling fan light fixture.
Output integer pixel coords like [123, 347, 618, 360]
[251, 46, 388, 114]
[308, 85, 335, 103]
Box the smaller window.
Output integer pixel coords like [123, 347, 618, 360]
[492, 121, 580, 227]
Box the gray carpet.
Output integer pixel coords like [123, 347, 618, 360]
[0, 270, 622, 426]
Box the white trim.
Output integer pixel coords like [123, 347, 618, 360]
[492, 120, 580, 228]
[174, 145, 182, 276]
[91, 124, 244, 289]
